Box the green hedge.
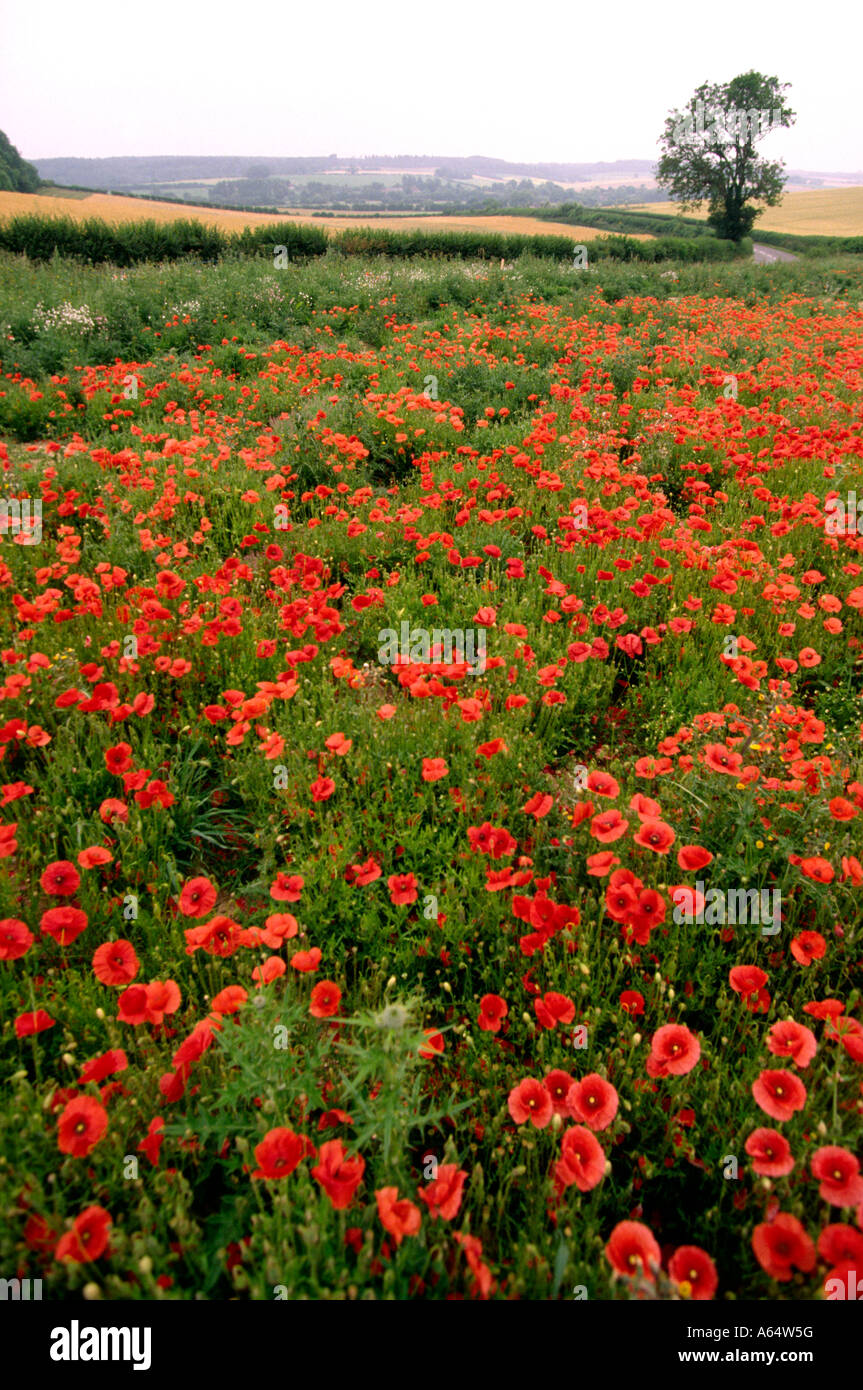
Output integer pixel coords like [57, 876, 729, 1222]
[745, 227, 863, 256]
[0, 212, 744, 269]
[0, 214, 328, 265]
[330, 226, 740, 263]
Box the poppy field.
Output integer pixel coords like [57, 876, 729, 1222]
[1, 246, 862, 1302]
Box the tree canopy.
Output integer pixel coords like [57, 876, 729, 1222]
[0, 130, 41, 193]
[657, 72, 795, 241]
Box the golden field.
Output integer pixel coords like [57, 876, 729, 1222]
[0, 189, 652, 241]
[629, 186, 863, 236]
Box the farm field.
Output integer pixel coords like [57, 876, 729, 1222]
[630, 186, 863, 237]
[0, 246, 862, 1303]
[0, 190, 649, 243]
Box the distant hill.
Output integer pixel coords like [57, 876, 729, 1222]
[30, 154, 862, 203]
[33, 154, 660, 189]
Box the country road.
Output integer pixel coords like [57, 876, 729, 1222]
[753, 243, 799, 264]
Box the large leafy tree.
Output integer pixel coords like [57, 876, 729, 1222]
[657, 72, 795, 241]
[0, 130, 40, 193]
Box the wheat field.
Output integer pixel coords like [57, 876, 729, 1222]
[629, 186, 863, 236]
[0, 190, 651, 242]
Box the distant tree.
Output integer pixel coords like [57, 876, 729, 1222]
[657, 71, 795, 241]
[0, 130, 40, 192]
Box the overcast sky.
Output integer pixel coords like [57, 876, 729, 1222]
[2, 0, 860, 171]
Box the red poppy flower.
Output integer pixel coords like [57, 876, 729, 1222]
[23, 1213, 57, 1253]
[544, 1069, 576, 1115]
[508, 1077, 553, 1128]
[590, 808, 630, 843]
[388, 872, 418, 906]
[376, 1186, 422, 1246]
[422, 758, 448, 782]
[587, 770, 620, 799]
[350, 859, 382, 886]
[0, 917, 34, 960]
[566, 1074, 619, 1131]
[703, 743, 742, 776]
[55, 1205, 112, 1263]
[766, 1019, 817, 1068]
[40, 906, 88, 947]
[478, 993, 508, 1033]
[798, 857, 834, 884]
[729, 965, 770, 1012]
[290, 947, 322, 973]
[210, 986, 248, 1016]
[104, 742, 133, 775]
[77, 846, 113, 870]
[178, 876, 218, 918]
[620, 990, 645, 1017]
[15, 1009, 55, 1037]
[99, 798, 129, 824]
[270, 872, 304, 902]
[811, 1147, 863, 1206]
[745, 1128, 795, 1177]
[310, 980, 342, 1018]
[677, 845, 713, 871]
[92, 938, 139, 986]
[633, 818, 676, 854]
[312, 1139, 365, 1210]
[752, 1069, 807, 1122]
[751, 1213, 815, 1281]
[419, 1163, 467, 1220]
[668, 1245, 718, 1300]
[252, 1127, 314, 1180]
[523, 791, 553, 818]
[534, 991, 575, 1029]
[138, 1117, 165, 1166]
[258, 913, 299, 946]
[310, 775, 335, 802]
[790, 931, 826, 965]
[605, 1220, 661, 1281]
[184, 914, 242, 957]
[646, 1024, 701, 1077]
[253, 956, 287, 987]
[818, 1224, 863, 1267]
[78, 1049, 128, 1086]
[40, 860, 81, 896]
[57, 1095, 109, 1157]
[419, 1029, 444, 1059]
[556, 1125, 606, 1192]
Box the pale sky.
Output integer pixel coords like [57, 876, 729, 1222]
[2, 0, 860, 171]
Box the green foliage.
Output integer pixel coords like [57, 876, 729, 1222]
[657, 71, 796, 242]
[0, 130, 40, 193]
